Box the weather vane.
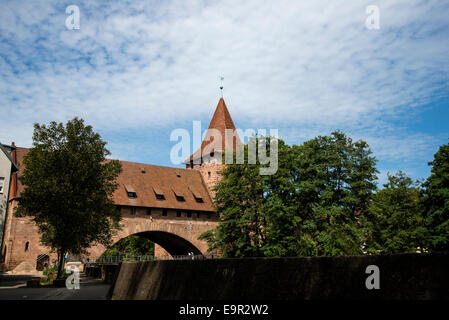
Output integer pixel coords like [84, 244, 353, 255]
[219, 75, 224, 97]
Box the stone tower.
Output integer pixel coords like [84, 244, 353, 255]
[185, 98, 242, 197]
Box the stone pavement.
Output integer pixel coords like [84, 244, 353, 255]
[0, 273, 110, 300]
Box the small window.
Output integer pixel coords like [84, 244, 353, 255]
[187, 212, 192, 218]
[25, 242, 29, 252]
[210, 151, 214, 158]
[162, 209, 167, 216]
[195, 197, 204, 203]
[0, 177, 4, 194]
[130, 207, 136, 215]
[127, 192, 137, 198]
[153, 186, 165, 200]
[208, 172, 211, 178]
[146, 208, 152, 216]
[176, 195, 185, 202]
[176, 210, 182, 217]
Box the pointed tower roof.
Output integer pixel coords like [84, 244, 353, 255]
[187, 98, 242, 162]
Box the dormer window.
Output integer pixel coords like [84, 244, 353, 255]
[127, 192, 137, 198]
[189, 187, 204, 203]
[172, 187, 185, 202]
[153, 186, 165, 201]
[125, 185, 137, 198]
[195, 197, 204, 203]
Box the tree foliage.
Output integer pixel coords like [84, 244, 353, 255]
[201, 132, 379, 257]
[422, 141, 449, 252]
[16, 118, 122, 277]
[101, 235, 155, 258]
[366, 172, 427, 253]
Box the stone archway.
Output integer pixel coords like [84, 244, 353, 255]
[87, 216, 217, 259]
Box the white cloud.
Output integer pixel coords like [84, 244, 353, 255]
[0, 0, 448, 178]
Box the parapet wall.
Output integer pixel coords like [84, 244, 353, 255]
[110, 253, 449, 300]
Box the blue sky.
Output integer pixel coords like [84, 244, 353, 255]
[0, 0, 448, 186]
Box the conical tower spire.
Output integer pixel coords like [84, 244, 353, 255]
[187, 97, 242, 163]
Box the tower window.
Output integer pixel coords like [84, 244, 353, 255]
[25, 242, 29, 252]
[208, 172, 211, 179]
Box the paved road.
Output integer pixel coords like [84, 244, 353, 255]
[0, 274, 111, 300]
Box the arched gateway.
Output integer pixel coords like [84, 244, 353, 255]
[88, 215, 217, 258]
[1, 97, 241, 270]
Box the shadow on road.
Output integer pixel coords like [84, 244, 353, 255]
[0, 274, 111, 300]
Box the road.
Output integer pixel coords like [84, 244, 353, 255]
[0, 273, 111, 300]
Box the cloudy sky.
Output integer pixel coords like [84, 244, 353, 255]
[0, 0, 448, 185]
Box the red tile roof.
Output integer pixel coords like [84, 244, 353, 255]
[9, 147, 214, 212]
[187, 98, 243, 162]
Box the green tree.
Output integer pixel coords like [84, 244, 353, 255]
[16, 118, 122, 277]
[366, 172, 427, 254]
[288, 132, 377, 256]
[422, 142, 449, 252]
[199, 137, 267, 257]
[202, 132, 378, 257]
[101, 235, 155, 258]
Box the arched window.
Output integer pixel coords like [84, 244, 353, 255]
[25, 242, 29, 252]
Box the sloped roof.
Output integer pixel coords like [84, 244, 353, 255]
[9, 147, 214, 212]
[0, 143, 18, 172]
[187, 98, 243, 162]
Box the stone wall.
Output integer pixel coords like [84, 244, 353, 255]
[2, 202, 218, 271]
[110, 253, 449, 300]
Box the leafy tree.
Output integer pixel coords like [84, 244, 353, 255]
[199, 137, 267, 257]
[288, 132, 377, 256]
[201, 132, 378, 257]
[101, 235, 155, 258]
[16, 118, 122, 277]
[366, 172, 427, 254]
[422, 142, 449, 252]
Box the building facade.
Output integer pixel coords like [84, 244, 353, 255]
[0, 143, 18, 264]
[0, 97, 241, 272]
